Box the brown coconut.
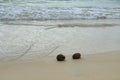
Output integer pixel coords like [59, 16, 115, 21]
[72, 53, 81, 59]
[56, 54, 65, 61]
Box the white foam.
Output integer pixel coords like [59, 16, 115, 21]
[0, 5, 120, 20]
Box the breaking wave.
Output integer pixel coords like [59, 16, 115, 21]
[0, 5, 120, 20]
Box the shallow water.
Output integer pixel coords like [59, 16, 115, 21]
[0, 19, 120, 60]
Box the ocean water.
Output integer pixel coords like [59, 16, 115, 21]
[0, 0, 120, 20]
[0, 0, 120, 61]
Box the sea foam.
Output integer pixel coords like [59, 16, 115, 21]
[0, 4, 120, 20]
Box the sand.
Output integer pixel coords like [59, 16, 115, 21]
[0, 51, 120, 80]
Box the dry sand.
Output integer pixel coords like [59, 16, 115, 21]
[0, 51, 120, 80]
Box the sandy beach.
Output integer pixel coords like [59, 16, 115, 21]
[0, 19, 120, 80]
[0, 0, 120, 80]
[0, 50, 120, 80]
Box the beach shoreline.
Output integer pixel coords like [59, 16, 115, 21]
[0, 19, 120, 61]
[0, 0, 120, 80]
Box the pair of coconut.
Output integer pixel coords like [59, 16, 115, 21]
[56, 53, 81, 61]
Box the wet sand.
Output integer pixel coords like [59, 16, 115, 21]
[0, 19, 120, 61]
[0, 51, 120, 80]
